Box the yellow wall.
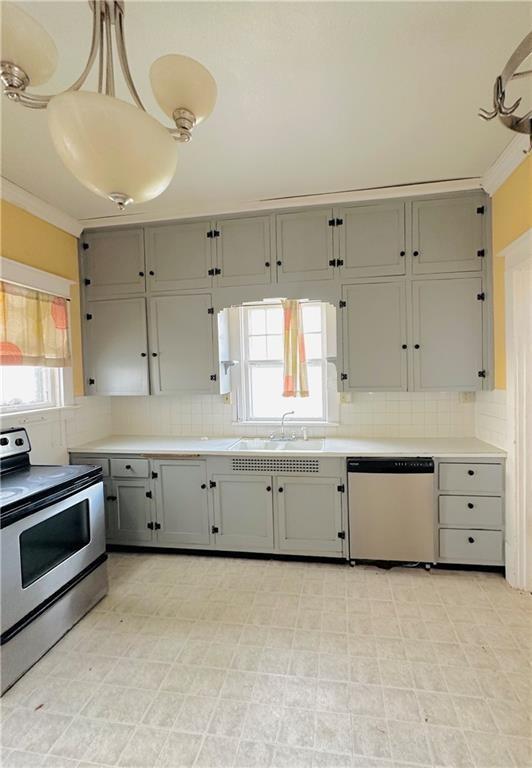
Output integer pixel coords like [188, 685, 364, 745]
[0, 199, 84, 395]
[491, 154, 532, 390]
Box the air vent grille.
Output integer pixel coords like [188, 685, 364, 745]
[231, 457, 320, 473]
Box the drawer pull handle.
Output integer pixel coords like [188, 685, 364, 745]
[468, 536, 475, 544]
[468, 502, 474, 509]
[468, 470, 475, 476]
[125, 464, 132, 470]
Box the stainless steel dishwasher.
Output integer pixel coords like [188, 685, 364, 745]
[348, 457, 435, 564]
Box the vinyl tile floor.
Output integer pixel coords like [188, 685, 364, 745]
[1, 553, 531, 768]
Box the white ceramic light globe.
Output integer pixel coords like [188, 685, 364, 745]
[1, 1, 58, 85]
[47, 91, 178, 205]
[150, 54, 217, 124]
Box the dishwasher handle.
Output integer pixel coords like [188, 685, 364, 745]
[347, 457, 434, 474]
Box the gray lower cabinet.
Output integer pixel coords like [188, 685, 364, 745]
[341, 280, 407, 391]
[276, 209, 335, 282]
[81, 228, 146, 299]
[212, 474, 274, 550]
[84, 298, 149, 395]
[149, 293, 216, 394]
[108, 478, 153, 545]
[145, 221, 213, 292]
[336, 201, 406, 278]
[153, 460, 210, 546]
[412, 195, 484, 274]
[412, 277, 483, 391]
[276, 475, 344, 555]
[215, 216, 272, 287]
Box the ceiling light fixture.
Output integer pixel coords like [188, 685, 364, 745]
[1, 1, 217, 209]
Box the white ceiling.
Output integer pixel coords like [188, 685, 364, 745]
[1, 1, 530, 224]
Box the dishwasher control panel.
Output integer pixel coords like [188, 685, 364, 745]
[347, 457, 434, 473]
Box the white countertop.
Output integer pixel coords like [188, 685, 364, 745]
[68, 435, 506, 458]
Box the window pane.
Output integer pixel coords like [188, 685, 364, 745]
[304, 333, 322, 359]
[0, 366, 50, 408]
[302, 304, 322, 333]
[266, 335, 283, 361]
[249, 364, 324, 420]
[266, 307, 283, 335]
[248, 308, 266, 335]
[248, 336, 267, 360]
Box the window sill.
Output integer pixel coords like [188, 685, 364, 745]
[232, 421, 339, 428]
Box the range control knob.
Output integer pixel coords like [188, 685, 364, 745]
[14, 438, 24, 446]
[0, 437, 9, 446]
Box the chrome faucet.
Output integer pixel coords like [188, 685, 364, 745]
[270, 410, 295, 440]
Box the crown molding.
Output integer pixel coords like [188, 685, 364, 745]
[80, 177, 482, 230]
[0, 177, 82, 237]
[482, 135, 531, 196]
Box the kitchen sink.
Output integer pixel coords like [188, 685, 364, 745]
[229, 438, 324, 452]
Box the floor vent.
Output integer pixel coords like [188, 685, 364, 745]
[231, 457, 320, 473]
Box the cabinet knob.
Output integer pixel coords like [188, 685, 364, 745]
[266, 486, 272, 492]
[400, 251, 405, 257]
[201, 483, 207, 489]
[125, 464, 132, 470]
[468, 502, 474, 509]
[152, 352, 158, 357]
[278, 487, 284, 493]
[468, 536, 475, 544]
[276, 260, 282, 266]
[402, 344, 407, 350]
[468, 469, 475, 476]
[141, 352, 147, 357]
[413, 250, 419, 256]
[265, 261, 270, 268]
[139, 271, 144, 277]
[149, 270, 155, 276]
[414, 344, 420, 349]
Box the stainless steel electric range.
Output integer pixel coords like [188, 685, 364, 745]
[0, 427, 108, 694]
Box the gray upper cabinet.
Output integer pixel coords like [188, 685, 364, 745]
[276, 209, 335, 282]
[111, 478, 153, 544]
[412, 277, 484, 391]
[149, 293, 215, 394]
[82, 228, 145, 299]
[276, 476, 344, 555]
[212, 474, 274, 550]
[336, 201, 406, 278]
[153, 460, 211, 546]
[215, 216, 272, 287]
[412, 195, 484, 274]
[85, 298, 149, 396]
[342, 281, 408, 391]
[145, 221, 213, 291]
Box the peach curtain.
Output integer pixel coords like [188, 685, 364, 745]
[0, 281, 70, 367]
[282, 299, 309, 397]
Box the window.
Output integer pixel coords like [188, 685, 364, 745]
[235, 300, 336, 423]
[0, 366, 63, 413]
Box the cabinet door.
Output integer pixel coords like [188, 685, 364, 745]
[145, 221, 213, 291]
[215, 216, 272, 287]
[412, 277, 483, 391]
[412, 196, 484, 274]
[276, 209, 335, 282]
[154, 461, 210, 546]
[149, 294, 215, 394]
[113, 479, 153, 544]
[342, 281, 407, 391]
[85, 298, 149, 395]
[82, 229, 145, 299]
[276, 476, 344, 555]
[212, 475, 274, 550]
[337, 202, 406, 278]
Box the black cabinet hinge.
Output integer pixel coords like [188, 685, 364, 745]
[329, 259, 336, 267]
[340, 373, 348, 381]
[210, 374, 217, 381]
[214, 230, 220, 238]
[209, 480, 216, 488]
[154, 522, 161, 530]
[215, 268, 221, 275]
[147, 522, 154, 530]
[146, 490, 153, 499]
[336, 259, 344, 267]
[478, 370, 486, 378]
[328, 218, 336, 227]
[88, 378, 95, 385]
[82, 242, 89, 250]
[208, 307, 214, 314]
[477, 292, 485, 301]
[337, 531, 346, 540]
[84, 278, 91, 286]
[337, 484, 345, 493]
[208, 268, 215, 276]
[476, 205, 485, 215]
[151, 471, 158, 479]
[477, 249, 485, 258]
[335, 218, 343, 226]
[86, 313, 92, 320]
[211, 525, 219, 534]
[339, 300, 346, 308]
[207, 230, 214, 238]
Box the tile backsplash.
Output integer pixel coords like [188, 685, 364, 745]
[111, 391, 476, 439]
[475, 389, 507, 449]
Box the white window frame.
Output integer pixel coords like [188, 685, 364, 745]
[232, 300, 338, 426]
[0, 366, 64, 414]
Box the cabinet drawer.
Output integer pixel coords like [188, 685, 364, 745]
[71, 455, 109, 477]
[439, 463, 503, 494]
[439, 528, 504, 565]
[110, 458, 150, 478]
[439, 496, 503, 529]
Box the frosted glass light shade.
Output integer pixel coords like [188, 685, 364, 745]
[1, 2, 58, 85]
[47, 91, 178, 205]
[150, 54, 216, 124]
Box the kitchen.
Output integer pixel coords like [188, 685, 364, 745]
[0, 2, 531, 767]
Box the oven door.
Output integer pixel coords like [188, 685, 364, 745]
[1, 481, 105, 635]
